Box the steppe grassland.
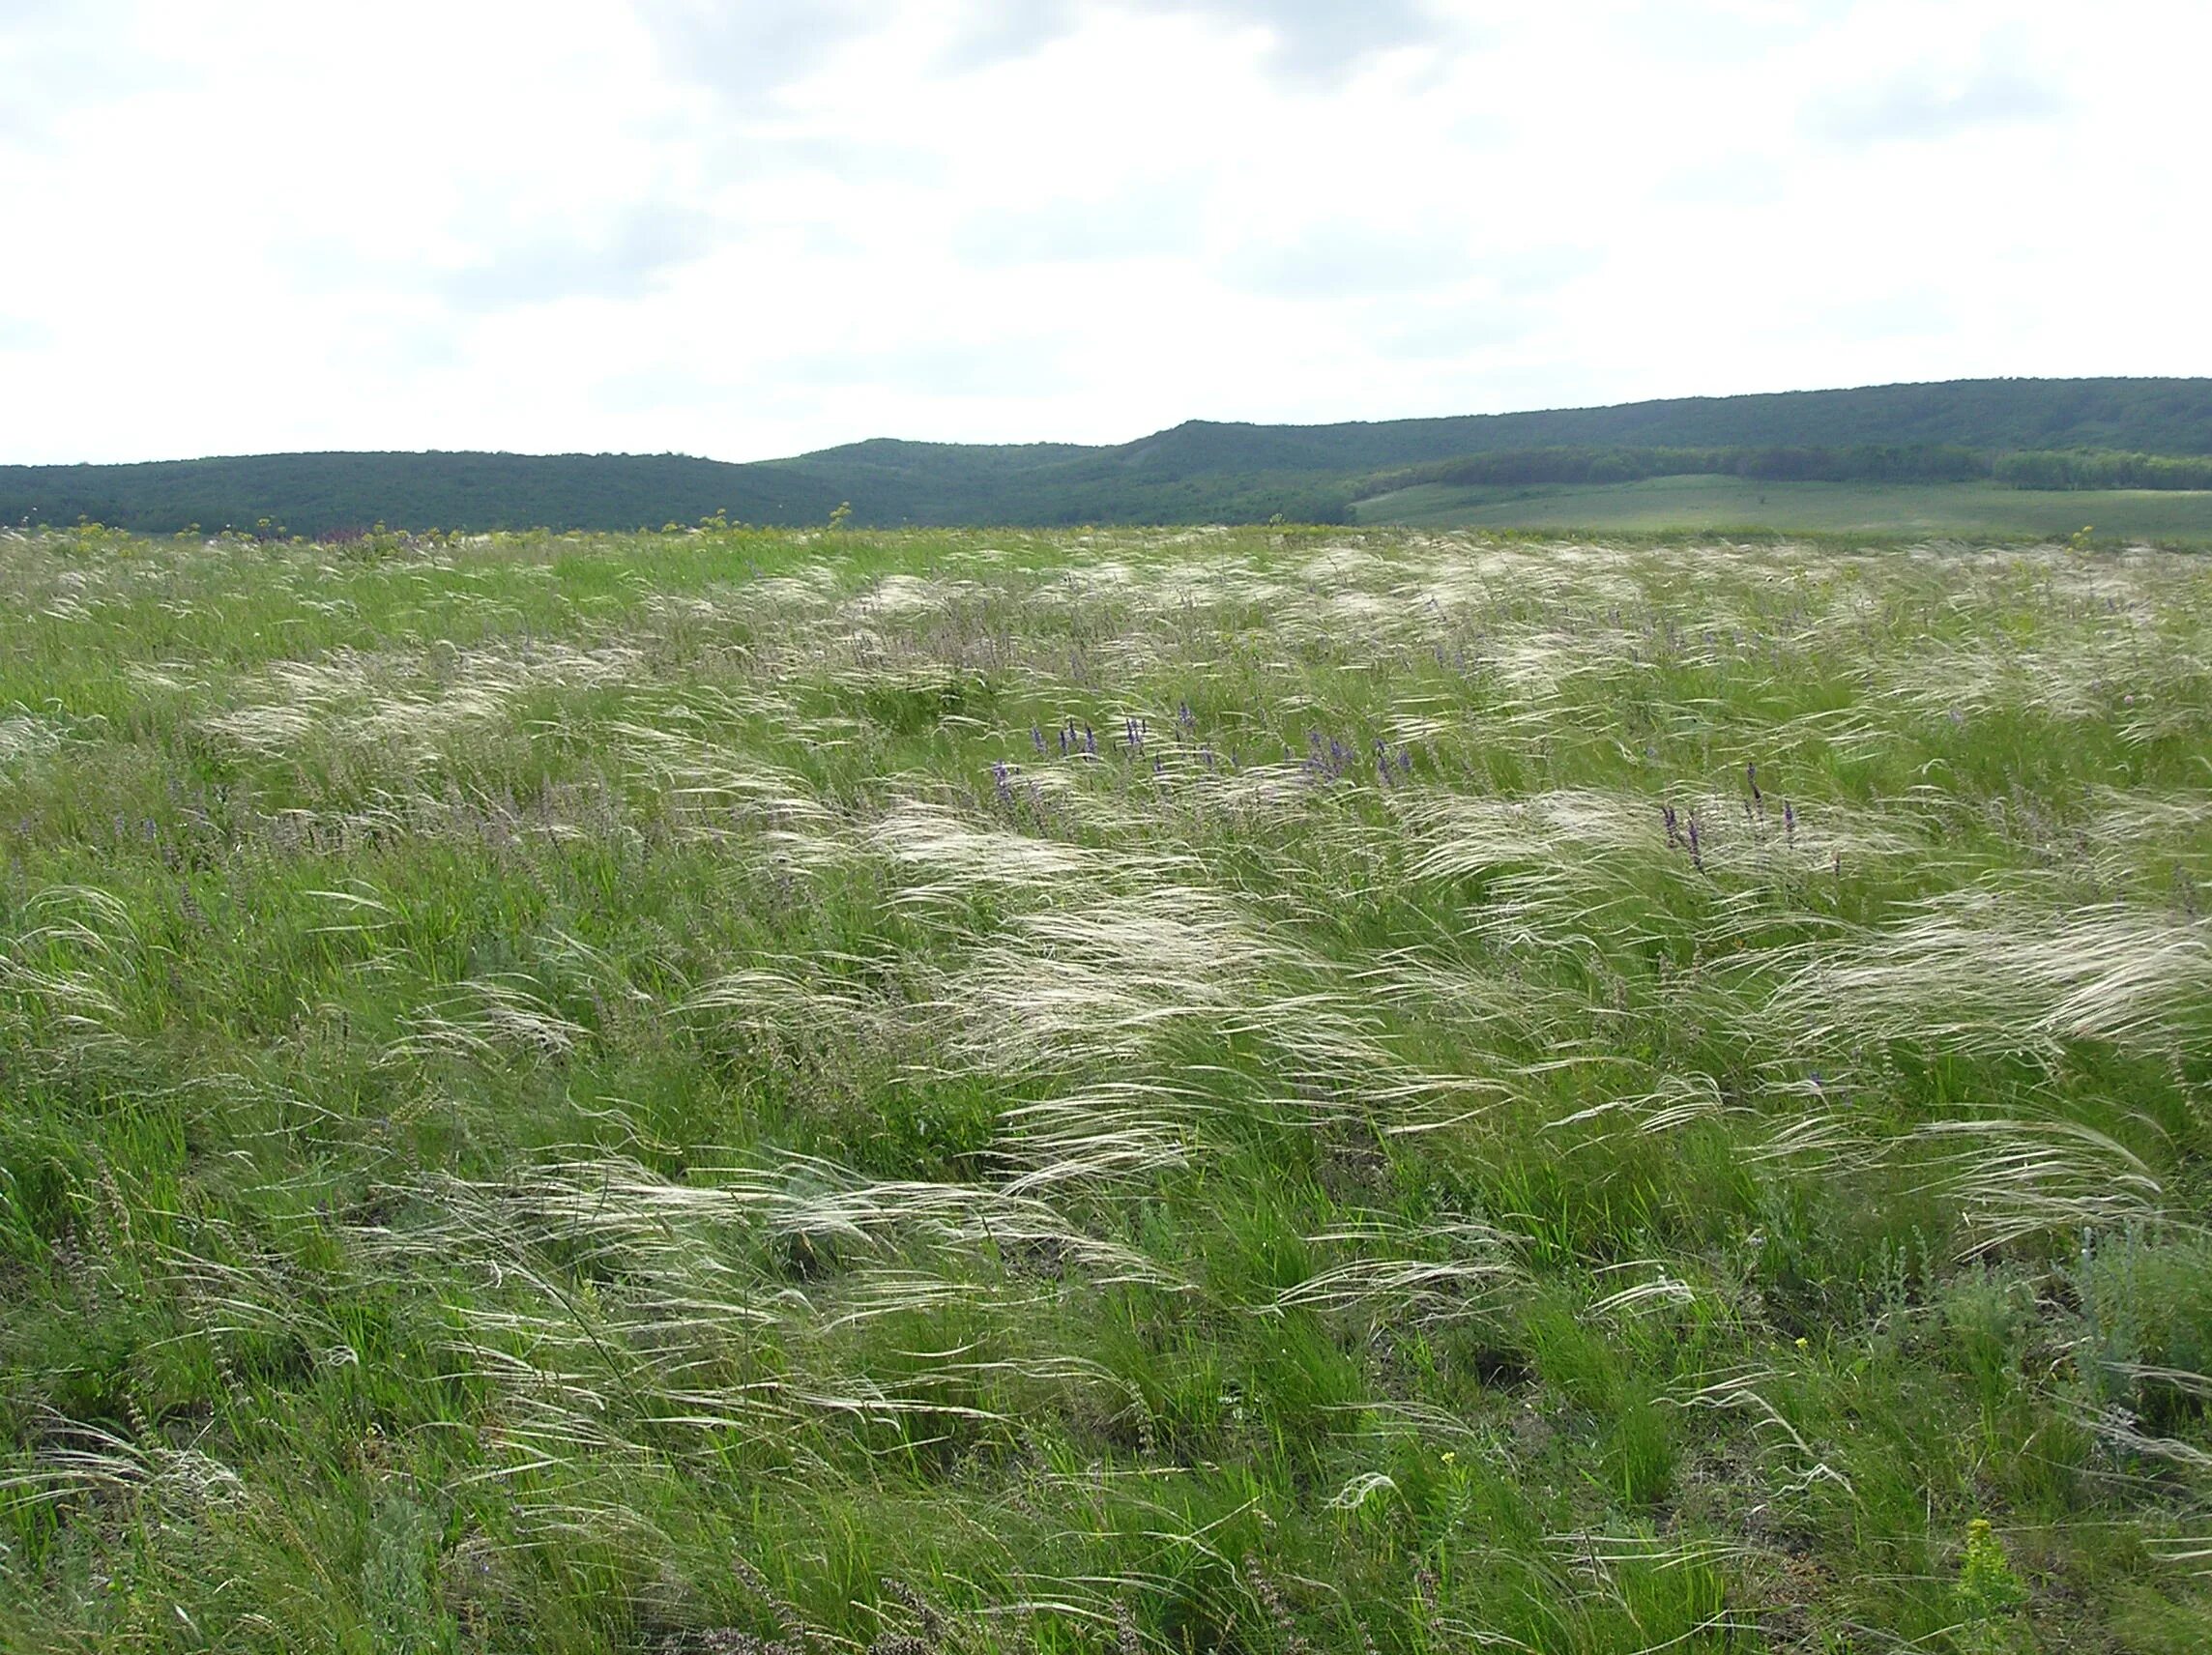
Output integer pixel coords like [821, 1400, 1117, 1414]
[0, 521, 2209, 1653]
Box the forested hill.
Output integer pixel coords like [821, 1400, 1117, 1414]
[1238, 375, 2212, 463]
[7, 376, 2211, 534]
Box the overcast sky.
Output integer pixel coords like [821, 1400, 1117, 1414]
[2, 0, 2204, 464]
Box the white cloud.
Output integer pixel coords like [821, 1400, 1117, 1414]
[1224, 226, 1479, 300]
[437, 204, 722, 313]
[0, 0, 2205, 464]
[953, 179, 1209, 267]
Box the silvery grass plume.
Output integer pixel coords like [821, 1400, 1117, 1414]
[202, 640, 643, 765]
[1769, 892, 2212, 1060]
[0, 886, 142, 1070]
[610, 718, 845, 858]
[1266, 1214, 1523, 1324]
[0, 711, 65, 769]
[345, 1155, 1166, 1466]
[383, 973, 594, 1065]
[1907, 1118, 2170, 1256]
[1405, 787, 1923, 892]
[0, 1418, 246, 1513]
[1663, 1366, 1857, 1500]
[1545, 1072, 1744, 1143]
[991, 1080, 1226, 1194]
[364, 1153, 1187, 1296]
[1403, 790, 1664, 878]
[684, 959, 883, 1027]
[1584, 1262, 1702, 1320]
[2068, 787, 2212, 894]
[932, 885, 1294, 1072]
[863, 798, 1102, 905]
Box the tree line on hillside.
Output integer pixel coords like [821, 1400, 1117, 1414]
[7, 375, 2212, 533]
[1375, 446, 2212, 495]
[0, 456, 1361, 535]
[1988, 450, 2212, 490]
[7, 444, 2209, 537]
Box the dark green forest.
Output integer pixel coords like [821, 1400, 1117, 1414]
[1383, 444, 2212, 492]
[6, 376, 2211, 534]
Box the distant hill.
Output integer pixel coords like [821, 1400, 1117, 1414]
[6, 377, 2211, 534]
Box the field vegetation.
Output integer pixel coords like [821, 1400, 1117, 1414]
[1, 521, 2209, 1652]
[1352, 477, 2212, 541]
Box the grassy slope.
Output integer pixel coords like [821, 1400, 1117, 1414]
[1, 523, 2209, 1652]
[1353, 475, 2212, 540]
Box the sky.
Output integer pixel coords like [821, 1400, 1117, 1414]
[1, 0, 2205, 464]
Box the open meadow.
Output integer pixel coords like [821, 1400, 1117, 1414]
[2, 522, 2210, 1653]
[1353, 477, 2212, 543]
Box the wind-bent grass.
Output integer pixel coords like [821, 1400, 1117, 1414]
[1, 521, 2209, 1651]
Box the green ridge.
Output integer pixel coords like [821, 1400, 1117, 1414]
[7, 376, 2212, 534]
